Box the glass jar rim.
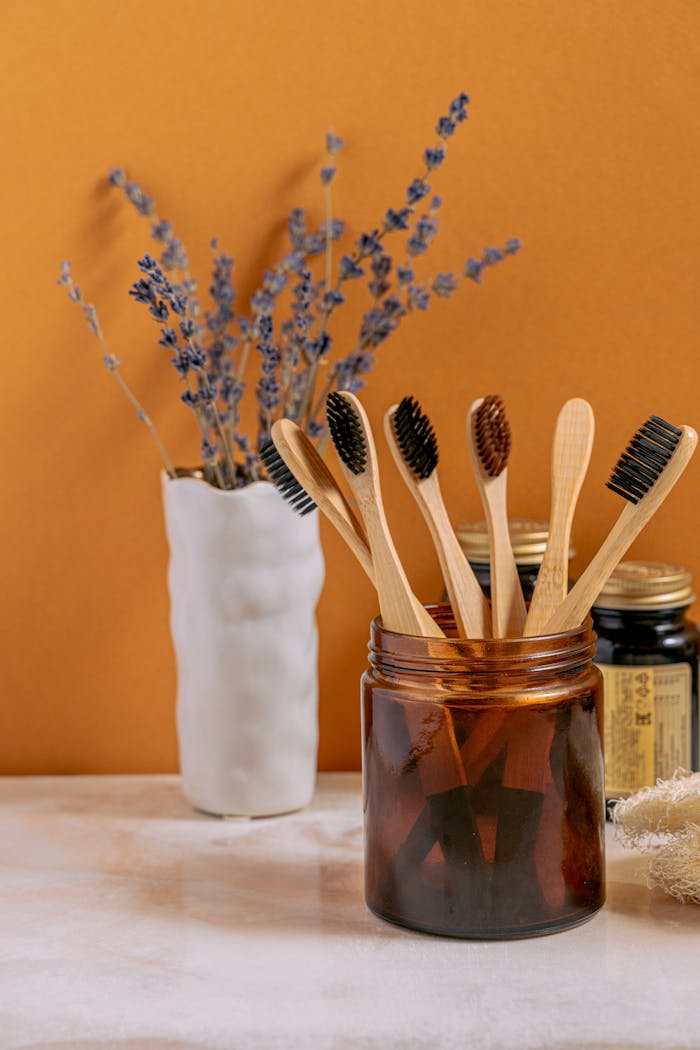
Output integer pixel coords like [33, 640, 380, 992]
[368, 604, 597, 678]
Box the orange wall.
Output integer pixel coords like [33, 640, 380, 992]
[2, 0, 700, 773]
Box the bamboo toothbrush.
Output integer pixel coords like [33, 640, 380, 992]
[543, 415, 698, 634]
[467, 394, 527, 637]
[261, 420, 375, 584]
[524, 398, 595, 636]
[385, 395, 491, 638]
[326, 390, 485, 885]
[325, 391, 445, 640]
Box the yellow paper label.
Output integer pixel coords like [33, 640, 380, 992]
[598, 662, 691, 796]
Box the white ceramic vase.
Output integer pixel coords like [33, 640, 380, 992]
[161, 473, 324, 817]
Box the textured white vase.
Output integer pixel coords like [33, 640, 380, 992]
[161, 473, 324, 817]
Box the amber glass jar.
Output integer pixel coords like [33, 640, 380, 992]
[592, 561, 699, 813]
[362, 606, 604, 939]
[455, 519, 574, 603]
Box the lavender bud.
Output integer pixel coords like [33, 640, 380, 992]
[356, 230, 382, 257]
[201, 440, 218, 462]
[436, 117, 457, 139]
[432, 272, 458, 297]
[482, 246, 505, 266]
[320, 166, 336, 186]
[152, 220, 173, 243]
[463, 258, 483, 283]
[406, 179, 430, 205]
[383, 208, 411, 232]
[408, 284, 430, 310]
[339, 256, 365, 280]
[424, 147, 446, 171]
[326, 132, 344, 156]
[449, 92, 470, 122]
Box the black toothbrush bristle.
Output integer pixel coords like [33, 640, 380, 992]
[259, 438, 317, 516]
[473, 395, 511, 477]
[393, 396, 439, 480]
[326, 391, 367, 475]
[607, 415, 682, 504]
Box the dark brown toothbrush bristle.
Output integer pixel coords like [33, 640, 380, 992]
[474, 395, 511, 477]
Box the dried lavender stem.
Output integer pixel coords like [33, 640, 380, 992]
[110, 369, 177, 479]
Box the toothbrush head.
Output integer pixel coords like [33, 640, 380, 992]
[260, 438, 317, 515]
[473, 394, 511, 478]
[326, 391, 368, 475]
[391, 396, 439, 480]
[607, 415, 683, 505]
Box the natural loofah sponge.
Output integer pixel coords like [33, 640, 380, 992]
[613, 769, 700, 905]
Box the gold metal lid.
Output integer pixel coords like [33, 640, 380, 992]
[592, 561, 695, 611]
[455, 519, 574, 565]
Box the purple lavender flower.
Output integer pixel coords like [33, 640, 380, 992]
[251, 289, 275, 316]
[449, 92, 470, 122]
[360, 307, 397, 347]
[464, 258, 483, 283]
[432, 272, 458, 297]
[158, 327, 178, 350]
[407, 237, 428, 258]
[356, 231, 382, 258]
[481, 246, 505, 267]
[383, 208, 411, 232]
[326, 132, 344, 156]
[207, 245, 236, 335]
[436, 117, 457, 139]
[288, 208, 306, 251]
[323, 289, 345, 309]
[152, 220, 174, 243]
[407, 284, 430, 310]
[368, 278, 390, 299]
[320, 219, 345, 240]
[406, 178, 431, 205]
[424, 147, 446, 170]
[161, 237, 189, 272]
[256, 375, 281, 412]
[304, 232, 326, 255]
[76, 95, 520, 488]
[371, 254, 392, 279]
[125, 181, 155, 217]
[307, 419, 326, 438]
[382, 296, 404, 318]
[339, 255, 365, 280]
[263, 269, 288, 295]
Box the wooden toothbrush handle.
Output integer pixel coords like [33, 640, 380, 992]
[525, 398, 594, 637]
[486, 475, 527, 638]
[524, 517, 570, 636]
[423, 475, 491, 638]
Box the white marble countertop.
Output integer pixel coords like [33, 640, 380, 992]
[1, 772, 698, 1050]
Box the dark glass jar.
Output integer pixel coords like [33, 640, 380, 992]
[592, 561, 699, 814]
[362, 605, 605, 939]
[455, 519, 574, 603]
